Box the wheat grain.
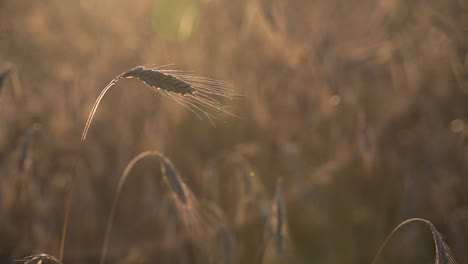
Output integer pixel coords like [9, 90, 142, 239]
[122, 66, 195, 94]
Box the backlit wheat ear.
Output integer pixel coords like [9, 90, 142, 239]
[100, 150, 193, 264]
[122, 66, 196, 94]
[371, 218, 457, 264]
[16, 253, 62, 264]
[82, 65, 240, 141]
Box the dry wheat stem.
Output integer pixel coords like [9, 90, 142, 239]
[100, 150, 164, 264]
[371, 218, 456, 264]
[100, 150, 189, 264]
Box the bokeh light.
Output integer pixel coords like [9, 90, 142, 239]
[152, 0, 199, 42]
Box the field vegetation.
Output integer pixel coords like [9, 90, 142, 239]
[0, 0, 467, 263]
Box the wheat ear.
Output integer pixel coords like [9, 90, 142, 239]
[15, 253, 62, 264]
[371, 218, 456, 264]
[82, 65, 240, 140]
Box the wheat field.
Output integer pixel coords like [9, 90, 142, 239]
[0, 0, 467, 263]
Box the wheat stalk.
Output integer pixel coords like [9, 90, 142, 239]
[371, 218, 457, 264]
[59, 65, 239, 261]
[100, 150, 192, 264]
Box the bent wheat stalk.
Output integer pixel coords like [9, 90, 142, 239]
[100, 150, 192, 264]
[371, 218, 456, 264]
[60, 65, 239, 261]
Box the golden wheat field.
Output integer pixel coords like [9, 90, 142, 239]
[1, 0, 467, 263]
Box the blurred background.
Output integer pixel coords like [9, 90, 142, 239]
[1, 0, 467, 263]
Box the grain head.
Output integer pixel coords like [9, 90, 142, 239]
[16, 254, 62, 264]
[82, 65, 240, 141]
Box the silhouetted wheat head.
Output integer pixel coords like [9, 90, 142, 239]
[15, 253, 62, 264]
[82, 65, 241, 141]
